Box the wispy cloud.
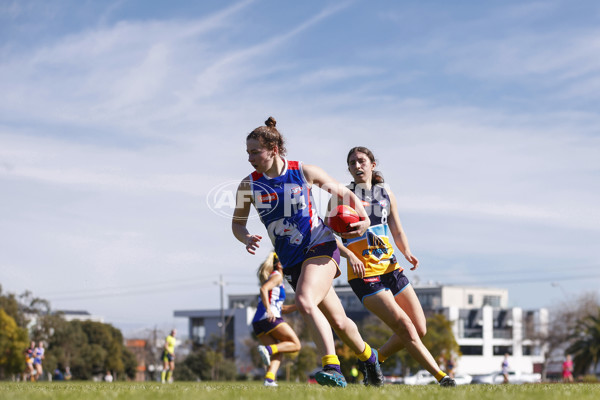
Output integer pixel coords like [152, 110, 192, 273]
[1, 0, 599, 328]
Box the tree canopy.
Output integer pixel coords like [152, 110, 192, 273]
[567, 307, 600, 376]
[0, 285, 136, 381]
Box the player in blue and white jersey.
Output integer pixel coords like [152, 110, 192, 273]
[252, 252, 300, 387]
[232, 117, 383, 388]
[33, 341, 45, 381]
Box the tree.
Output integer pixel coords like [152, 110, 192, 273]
[48, 320, 136, 380]
[421, 313, 461, 364]
[179, 336, 238, 381]
[567, 307, 600, 376]
[1, 286, 135, 381]
[291, 343, 317, 382]
[536, 291, 599, 380]
[359, 313, 459, 376]
[0, 309, 29, 379]
[356, 315, 399, 374]
[0, 285, 29, 329]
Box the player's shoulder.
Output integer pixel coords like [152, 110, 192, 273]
[287, 160, 301, 170]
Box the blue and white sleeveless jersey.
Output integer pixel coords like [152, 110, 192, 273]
[252, 271, 286, 322]
[33, 346, 44, 363]
[249, 159, 335, 269]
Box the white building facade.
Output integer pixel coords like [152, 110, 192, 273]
[410, 284, 547, 375]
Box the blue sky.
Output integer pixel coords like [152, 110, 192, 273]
[1, 0, 599, 336]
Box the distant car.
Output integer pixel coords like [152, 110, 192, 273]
[384, 375, 404, 384]
[402, 370, 472, 385]
[402, 370, 437, 385]
[471, 370, 541, 384]
[453, 373, 474, 385]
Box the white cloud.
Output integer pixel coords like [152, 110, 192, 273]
[1, 0, 599, 330]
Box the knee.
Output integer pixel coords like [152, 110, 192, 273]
[291, 338, 302, 353]
[295, 296, 317, 315]
[393, 318, 420, 341]
[328, 316, 348, 332]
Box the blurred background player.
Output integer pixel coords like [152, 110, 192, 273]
[161, 329, 176, 383]
[33, 341, 45, 381]
[562, 354, 574, 383]
[232, 117, 383, 387]
[24, 341, 35, 381]
[334, 146, 455, 387]
[502, 353, 510, 383]
[252, 252, 301, 387]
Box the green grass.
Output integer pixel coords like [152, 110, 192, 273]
[0, 382, 599, 400]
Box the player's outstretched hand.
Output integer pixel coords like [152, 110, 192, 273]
[405, 252, 419, 270]
[245, 234, 262, 254]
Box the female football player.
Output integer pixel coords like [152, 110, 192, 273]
[333, 146, 456, 387]
[33, 341, 45, 381]
[252, 252, 301, 386]
[232, 117, 383, 387]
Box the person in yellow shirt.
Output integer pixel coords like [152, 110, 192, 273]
[161, 329, 176, 383]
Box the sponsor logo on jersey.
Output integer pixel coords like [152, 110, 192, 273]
[260, 192, 278, 203]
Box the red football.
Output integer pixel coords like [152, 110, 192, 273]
[327, 205, 361, 233]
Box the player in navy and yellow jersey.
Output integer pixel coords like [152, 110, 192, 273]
[161, 329, 176, 383]
[252, 252, 301, 387]
[333, 146, 456, 387]
[24, 341, 35, 381]
[233, 117, 383, 388]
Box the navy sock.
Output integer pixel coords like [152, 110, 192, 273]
[324, 364, 342, 374]
[367, 352, 377, 364]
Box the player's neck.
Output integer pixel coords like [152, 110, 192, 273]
[264, 157, 285, 178]
[354, 181, 372, 191]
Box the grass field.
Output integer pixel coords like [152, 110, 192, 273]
[1, 382, 599, 400]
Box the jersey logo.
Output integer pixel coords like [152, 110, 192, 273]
[267, 218, 304, 246]
[259, 192, 278, 203]
[361, 232, 390, 260]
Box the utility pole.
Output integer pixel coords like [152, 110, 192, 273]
[215, 275, 226, 356]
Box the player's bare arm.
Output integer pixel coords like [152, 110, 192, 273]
[260, 273, 283, 321]
[302, 164, 370, 237]
[387, 189, 419, 270]
[335, 238, 365, 278]
[232, 178, 262, 254]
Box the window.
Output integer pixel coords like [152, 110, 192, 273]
[493, 346, 512, 356]
[483, 295, 501, 307]
[460, 346, 483, 355]
[417, 293, 441, 309]
[191, 319, 206, 345]
[468, 294, 474, 305]
[523, 311, 536, 338]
